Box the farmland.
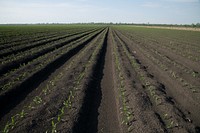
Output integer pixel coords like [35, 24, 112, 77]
[0, 25, 200, 133]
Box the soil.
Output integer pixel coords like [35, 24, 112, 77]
[0, 26, 200, 133]
[113, 29, 200, 132]
[97, 29, 121, 133]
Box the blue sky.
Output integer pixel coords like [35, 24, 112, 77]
[0, 0, 199, 24]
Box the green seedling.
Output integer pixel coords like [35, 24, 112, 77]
[164, 114, 168, 119]
[182, 82, 189, 87]
[153, 94, 161, 104]
[33, 96, 42, 104]
[128, 125, 133, 132]
[150, 89, 156, 96]
[43, 88, 48, 95]
[117, 65, 121, 71]
[145, 81, 151, 86]
[171, 72, 178, 79]
[139, 76, 145, 81]
[49, 81, 55, 86]
[63, 100, 69, 108]
[70, 91, 74, 98]
[51, 120, 57, 133]
[2, 82, 13, 90]
[57, 115, 61, 122]
[28, 104, 34, 109]
[127, 113, 133, 121]
[166, 120, 175, 129]
[147, 84, 157, 93]
[19, 110, 26, 118]
[57, 107, 65, 122]
[3, 123, 9, 133]
[10, 116, 16, 128]
[60, 107, 65, 114]
[189, 86, 198, 93]
[192, 71, 199, 77]
[78, 73, 85, 81]
[112, 37, 136, 131]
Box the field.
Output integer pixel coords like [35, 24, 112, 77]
[0, 25, 200, 133]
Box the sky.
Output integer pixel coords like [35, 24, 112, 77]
[0, 0, 199, 24]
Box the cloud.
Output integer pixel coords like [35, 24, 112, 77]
[0, 0, 199, 24]
[0, 1, 111, 23]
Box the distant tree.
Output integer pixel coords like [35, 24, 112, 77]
[192, 23, 196, 27]
[196, 23, 200, 27]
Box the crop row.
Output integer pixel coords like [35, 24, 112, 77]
[0, 28, 104, 92]
[0, 29, 101, 89]
[111, 31, 135, 132]
[117, 28, 200, 62]
[114, 30, 200, 93]
[0, 28, 103, 76]
[0, 26, 94, 46]
[122, 30, 200, 72]
[0, 27, 100, 58]
[1, 28, 108, 133]
[0, 28, 106, 119]
[147, 46, 199, 78]
[0, 27, 100, 63]
[112, 29, 196, 132]
[142, 45, 199, 93]
[0, 31, 62, 50]
[115, 26, 200, 50]
[48, 29, 108, 133]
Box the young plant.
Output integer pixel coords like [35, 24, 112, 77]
[33, 96, 42, 104]
[51, 120, 57, 133]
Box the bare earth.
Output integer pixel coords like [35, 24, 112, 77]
[0, 26, 200, 133]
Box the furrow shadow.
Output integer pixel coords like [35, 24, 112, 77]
[72, 29, 108, 133]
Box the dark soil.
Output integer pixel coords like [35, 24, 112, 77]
[0, 26, 199, 133]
